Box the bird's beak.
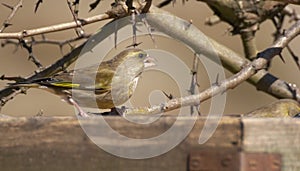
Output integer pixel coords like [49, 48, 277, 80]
[144, 55, 156, 68]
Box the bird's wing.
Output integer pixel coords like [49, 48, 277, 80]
[11, 59, 117, 92]
[51, 62, 115, 91]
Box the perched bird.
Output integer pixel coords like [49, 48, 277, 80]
[11, 48, 155, 116]
[244, 99, 300, 118]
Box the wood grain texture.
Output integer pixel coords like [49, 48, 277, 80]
[242, 118, 300, 171]
[0, 116, 241, 171]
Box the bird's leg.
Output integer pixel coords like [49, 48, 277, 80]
[67, 97, 89, 117]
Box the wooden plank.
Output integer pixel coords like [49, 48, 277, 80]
[242, 118, 300, 171]
[0, 116, 241, 171]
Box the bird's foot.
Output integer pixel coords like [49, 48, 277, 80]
[67, 97, 90, 117]
[78, 110, 90, 117]
[110, 107, 126, 116]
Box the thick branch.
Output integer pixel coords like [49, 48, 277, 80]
[240, 31, 258, 60]
[123, 7, 300, 115]
[266, 0, 300, 5]
[148, 6, 300, 100]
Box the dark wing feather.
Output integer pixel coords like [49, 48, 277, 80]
[52, 61, 116, 91]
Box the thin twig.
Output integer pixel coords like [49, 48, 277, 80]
[0, 0, 23, 33]
[189, 53, 201, 115]
[126, 9, 143, 48]
[0, 75, 25, 82]
[67, 0, 85, 36]
[2, 34, 91, 54]
[114, 21, 118, 49]
[0, 88, 26, 111]
[271, 9, 300, 69]
[287, 45, 300, 70]
[19, 39, 43, 69]
[0, 13, 111, 39]
[135, 9, 155, 45]
[131, 10, 137, 46]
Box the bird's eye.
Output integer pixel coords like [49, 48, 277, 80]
[138, 53, 144, 58]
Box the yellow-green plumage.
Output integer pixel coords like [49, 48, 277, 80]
[12, 48, 155, 114]
[244, 99, 300, 117]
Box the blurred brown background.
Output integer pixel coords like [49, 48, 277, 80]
[0, 0, 299, 116]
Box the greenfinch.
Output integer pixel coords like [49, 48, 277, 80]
[244, 99, 300, 117]
[12, 48, 155, 116]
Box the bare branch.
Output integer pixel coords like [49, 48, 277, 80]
[271, 8, 300, 69]
[1, 1, 298, 115]
[0, 88, 26, 110]
[0, 75, 25, 82]
[240, 31, 257, 60]
[135, 8, 155, 44]
[130, 10, 139, 47]
[121, 7, 300, 115]
[2, 3, 14, 10]
[0, 0, 152, 40]
[0, 0, 23, 33]
[149, 6, 300, 101]
[67, 0, 85, 36]
[189, 54, 201, 115]
[19, 39, 43, 69]
[198, 0, 287, 35]
[0, 13, 110, 39]
[2, 34, 91, 53]
[265, 0, 300, 5]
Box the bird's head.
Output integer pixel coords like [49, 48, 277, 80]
[112, 48, 156, 90]
[115, 48, 156, 69]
